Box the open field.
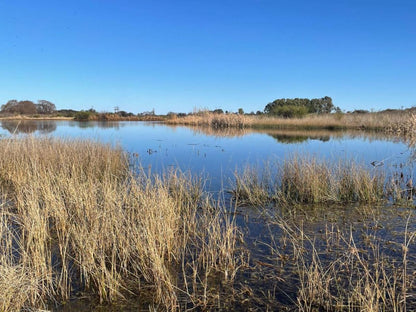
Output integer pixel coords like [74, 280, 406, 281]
[0, 137, 415, 311]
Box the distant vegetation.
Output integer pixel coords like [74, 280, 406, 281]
[1, 99, 56, 115]
[1, 98, 416, 141]
[264, 96, 341, 118]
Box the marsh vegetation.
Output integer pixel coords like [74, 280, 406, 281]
[0, 137, 246, 311]
[164, 109, 416, 135]
[0, 132, 415, 311]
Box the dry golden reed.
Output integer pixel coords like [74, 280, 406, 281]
[165, 110, 416, 137]
[232, 155, 386, 206]
[0, 137, 246, 311]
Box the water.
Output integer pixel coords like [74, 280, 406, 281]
[0, 120, 413, 189]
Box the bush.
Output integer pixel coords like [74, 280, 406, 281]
[74, 111, 93, 121]
[273, 105, 308, 118]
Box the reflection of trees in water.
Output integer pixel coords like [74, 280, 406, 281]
[1, 120, 57, 134]
[264, 129, 410, 145]
[270, 134, 330, 144]
[190, 126, 249, 137]
[165, 124, 250, 138]
[69, 121, 126, 130]
[167, 125, 410, 146]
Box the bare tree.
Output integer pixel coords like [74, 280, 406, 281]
[1, 100, 37, 114]
[18, 100, 37, 114]
[1, 99, 18, 113]
[36, 100, 56, 114]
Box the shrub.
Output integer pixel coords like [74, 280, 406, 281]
[273, 105, 309, 118]
[74, 110, 93, 121]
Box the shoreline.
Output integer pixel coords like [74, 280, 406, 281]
[0, 112, 415, 140]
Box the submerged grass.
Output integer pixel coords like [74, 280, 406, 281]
[0, 137, 247, 311]
[268, 215, 416, 311]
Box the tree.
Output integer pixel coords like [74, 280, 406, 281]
[36, 100, 56, 114]
[18, 101, 37, 114]
[212, 109, 224, 114]
[238, 108, 244, 115]
[1, 99, 56, 115]
[1, 100, 36, 114]
[264, 96, 336, 117]
[1, 99, 18, 113]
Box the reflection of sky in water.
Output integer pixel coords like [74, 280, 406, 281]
[0, 120, 413, 191]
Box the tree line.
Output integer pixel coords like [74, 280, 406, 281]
[1, 100, 56, 115]
[264, 96, 340, 118]
[1, 97, 342, 119]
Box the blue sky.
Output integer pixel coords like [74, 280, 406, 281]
[0, 0, 415, 114]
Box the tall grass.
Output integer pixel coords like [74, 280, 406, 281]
[164, 111, 416, 137]
[0, 137, 246, 311]
[232, 155, 386, 206]
[165, 111, 247, 128]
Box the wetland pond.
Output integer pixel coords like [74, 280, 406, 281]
[1, 120, 416, 311]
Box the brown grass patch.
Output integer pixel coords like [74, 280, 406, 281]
[0, 137, 247, 311]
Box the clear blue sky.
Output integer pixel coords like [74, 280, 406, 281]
[0, 0, 415, 114]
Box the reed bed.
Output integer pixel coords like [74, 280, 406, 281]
[232, 155, 386, 206]
[0, 137, 246, 311]
[165, 111, 416, 137]
[166, 112, 248, 128]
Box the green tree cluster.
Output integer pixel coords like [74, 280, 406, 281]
[264, 96, 339, 117]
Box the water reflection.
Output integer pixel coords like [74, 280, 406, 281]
[166, 124, 251, 137]
[260, 128, 409, 145]
[1, 120, 57, 134]
[0, 120, 413, 183]
[171, 124, 412, 146]
[0, 120, 412, 146]
[67, 121, 129, 130]
[269, 133, 329, 144]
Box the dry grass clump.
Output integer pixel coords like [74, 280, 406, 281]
[279, 156, 385, 204]
[0, 137, 246, 311]
[385, 113, 416, 146]
[165, 111, 249, 128]
[232, 166, 273, 206]
[232, 155, 385, 206]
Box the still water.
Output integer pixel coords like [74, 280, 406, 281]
[0, 120, 413, 191]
